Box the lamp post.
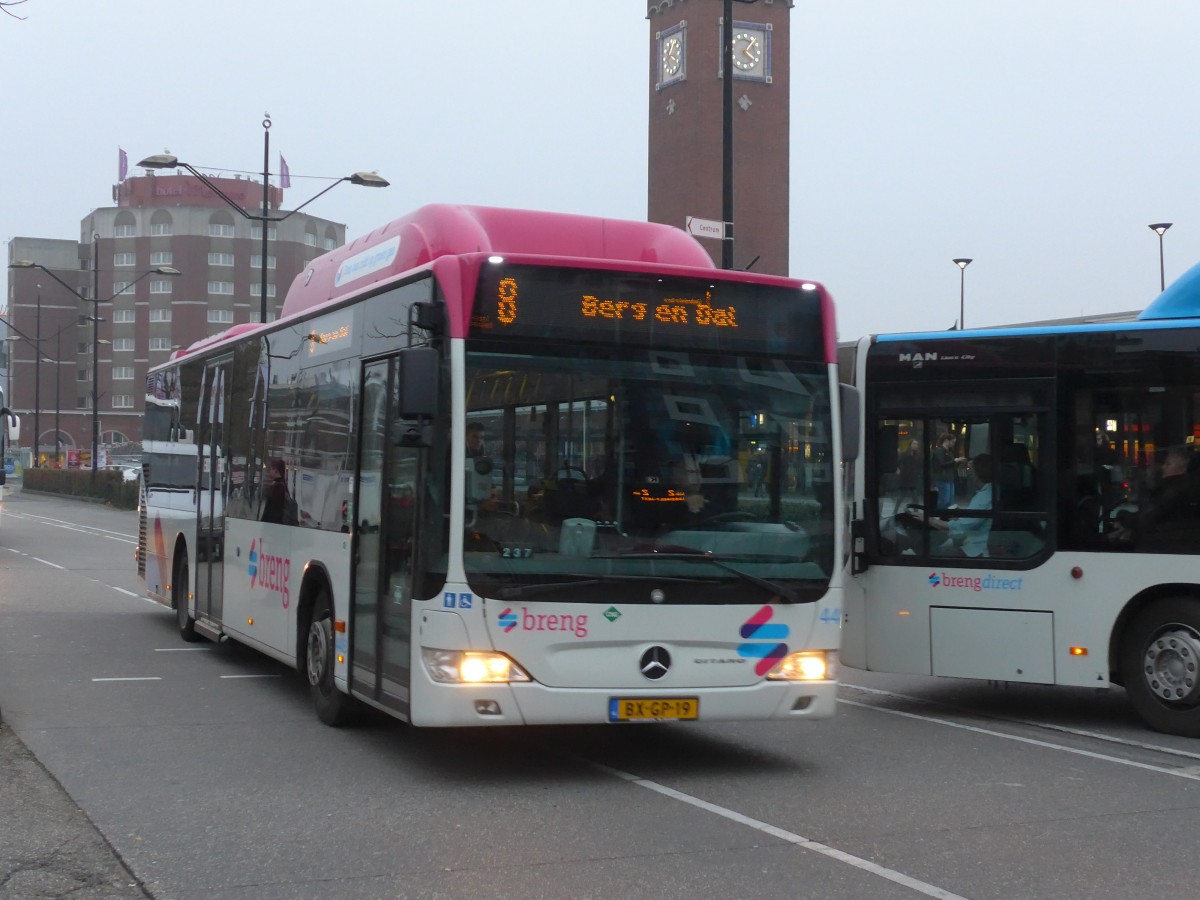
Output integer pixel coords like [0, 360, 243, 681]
[722, 0, 759, 270]
[952, 258, 973, 329]
[1149, 223, 1172, 293]
[138, 117, 388, 324]
[9, 260, 178, 484]
[33, 285, 41, 466]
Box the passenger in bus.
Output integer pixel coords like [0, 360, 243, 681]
[925, 453, 994, 557]
[465, 422, 498, 520]
[261, 459, 288, 524]
[931, 433, 965, 508]
[1111, 446, 1200, 550]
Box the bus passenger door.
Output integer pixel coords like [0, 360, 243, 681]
[352, 357, 420, 715]
[195, 356, 231, 625]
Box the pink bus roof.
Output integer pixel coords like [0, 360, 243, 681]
[281, 204, 717, 320]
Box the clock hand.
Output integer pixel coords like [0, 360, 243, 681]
[742, 36, 758, 59]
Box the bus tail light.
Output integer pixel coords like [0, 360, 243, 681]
[767, 650, 836, 682]
[422, 649, 531, 684]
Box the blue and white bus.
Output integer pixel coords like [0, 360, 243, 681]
[842, 261, 1200, 737]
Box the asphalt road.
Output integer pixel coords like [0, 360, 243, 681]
[3, 489, 1200, 899]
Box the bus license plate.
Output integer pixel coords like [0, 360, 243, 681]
[608, 697, 699, 722]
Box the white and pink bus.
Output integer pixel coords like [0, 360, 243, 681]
[138, 204, 851, 727]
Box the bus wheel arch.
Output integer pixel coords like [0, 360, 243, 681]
[1110, 584, 1200, 685]
[296, 566, 353, 727]
[1119, 592, 1200, 737]
[172, 538, 200, 642]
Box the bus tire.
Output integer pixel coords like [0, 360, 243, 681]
[1121, 597, 1200, 737]
[306, 587, 351, 726]
[173, 551, 200, 643]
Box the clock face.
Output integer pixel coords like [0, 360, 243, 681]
[732, 29, 765, 73]
[662, 36, 682, 76]
[658, 27, 685, 86]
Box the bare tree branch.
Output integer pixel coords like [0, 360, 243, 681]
[1, 0, 29, 21]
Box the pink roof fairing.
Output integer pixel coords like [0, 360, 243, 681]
[281, 204, 718, 321]
[169, 322, 265, 362]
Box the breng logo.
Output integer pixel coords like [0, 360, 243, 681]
[248, 538, 291, 608]
[737, 606, 789, 676]
[929, 572, 1024, 593]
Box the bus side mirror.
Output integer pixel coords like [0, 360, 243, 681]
[394, 347, 440, 447]
[839, 384, 860, 462]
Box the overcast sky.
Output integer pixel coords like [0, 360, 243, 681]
[3, 1, 1198, 341]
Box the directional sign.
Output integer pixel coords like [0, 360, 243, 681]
[685, 216, 727, 240]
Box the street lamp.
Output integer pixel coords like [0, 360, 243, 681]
[1148, 223, 1172, 293]
[9, 260, 179, 484]
[138, 116, 388, 323]
[33, 285, 41, 466]
[722, 0, 759, 270]
[952, 258, 973, 329]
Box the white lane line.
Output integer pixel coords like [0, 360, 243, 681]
[840, 699, 1200, 782]
[219, 674, 281, 679]
[92, 677, 162, 682]
[841, 684, 1200, 762]
[111, 587, 139, 597]
[30, 557, 65, 569]
[591, 761, 968, 900]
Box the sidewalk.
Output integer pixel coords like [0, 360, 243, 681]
[0, 717, 148, 899]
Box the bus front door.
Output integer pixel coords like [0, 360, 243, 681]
[351, 358, 419, 716]
[195, 356, 231, 626]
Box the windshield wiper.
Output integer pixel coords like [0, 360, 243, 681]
[607, 549, 808, 604]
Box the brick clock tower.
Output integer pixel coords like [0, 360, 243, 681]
[646, 0, 792, 275]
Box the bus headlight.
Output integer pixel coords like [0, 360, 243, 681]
[766, 650, 836, 682]
[422, 649, 531, 684]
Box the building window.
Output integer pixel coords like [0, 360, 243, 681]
[77, 342, 90, 354]
[149, 309, 171, 323]
[208, 281, 234, 295]
[113, 224, 136, 237]
[113, 367, 135, 380]
[113, 338, 135, 352]
[251, 225, 277, 240]
[112, 281, 133, 296]
[150, 251, 173, 265]
[208, 252, 234, 266]
[150, 223, 173, 236]
[323, 237, 337, 250]
[249, 310, 278, 323]
[149, 280, 172, 294]
[149, 337, 173, 351]
[77, 369, 89, 382]
[249, 283, 276, 297]
[113, 252, 135, 267]
[251, 255, 276, 270]
[208, 310, 235, 324]
[113, 309, 136, 324]
[112, 395, 134, 409]
[208, 223, 235, 237]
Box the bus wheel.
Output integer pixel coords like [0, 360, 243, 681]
[1121, 598, 1200, 737]
[173, 552, 200, 643]
[306, 588, 350, 726]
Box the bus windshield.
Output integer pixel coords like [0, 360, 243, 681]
[461, 341, 835, 604]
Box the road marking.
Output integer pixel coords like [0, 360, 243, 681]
[111, 587, 139, 597]
[92, 677, 162, 682]
[841, 683, 1200, 762]
[590, 761, 967, 900]
[30, 556, 65, 569]
[219, 674, 281, 679]
[840, 699, 1200, 781]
